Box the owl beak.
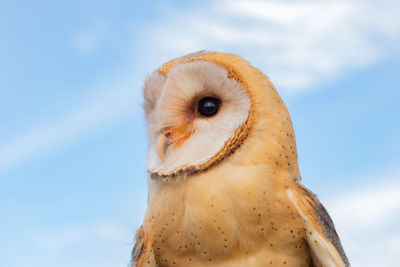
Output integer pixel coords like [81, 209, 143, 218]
[157, 132, 170, 162]
[157, 127, 192, 162]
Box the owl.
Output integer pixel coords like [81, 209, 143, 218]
[131, 51, 349, 267]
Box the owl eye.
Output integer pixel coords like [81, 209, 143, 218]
[197, 96, 220, 117]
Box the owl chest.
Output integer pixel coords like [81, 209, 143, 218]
[145, 180, 311, 266]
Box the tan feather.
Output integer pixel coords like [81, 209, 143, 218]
[133, 51, 349, 267]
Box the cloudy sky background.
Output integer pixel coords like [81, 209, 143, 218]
[1, 0, 399, 266]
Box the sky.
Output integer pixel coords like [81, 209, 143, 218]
[0, 0, 399, 266]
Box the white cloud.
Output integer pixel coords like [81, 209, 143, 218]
[149, 0, 400, 94]
[326, 170, 400, 267]
[31, 221, 132, 267]
[0, 75, 142, 176]
[34, 221, 126, 250]
[75, 22, 110, 53]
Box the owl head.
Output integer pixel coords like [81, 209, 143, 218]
[143, 51, 300, 182]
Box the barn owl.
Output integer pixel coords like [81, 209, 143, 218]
[131, 51, 349, 267]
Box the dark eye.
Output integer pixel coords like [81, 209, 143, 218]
[197, 96, 220, 117]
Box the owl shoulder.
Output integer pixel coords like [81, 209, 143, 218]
[131, 226, 158, 267]
[287, 184, 350, 267]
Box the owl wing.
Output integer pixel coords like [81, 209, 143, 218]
[287, 185, 350, 267]
[131, 226, 158, 267]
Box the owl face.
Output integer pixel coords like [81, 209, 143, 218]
[143, 60, 251, 178]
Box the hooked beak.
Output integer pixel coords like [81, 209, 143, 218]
[156, 126, 192, 162]
[157, 131, 170, 162]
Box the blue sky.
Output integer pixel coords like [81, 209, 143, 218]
[1, 0, 399, 266]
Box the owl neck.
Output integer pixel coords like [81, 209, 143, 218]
[144, 160, 302, 263]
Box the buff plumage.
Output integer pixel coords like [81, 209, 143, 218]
[132, 51, 349, 267]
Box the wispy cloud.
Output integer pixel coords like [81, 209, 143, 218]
[75, 21, 111, 54]
[327, 169, 400, 266]
[0, 76, 142, 176]
[34, 221, 127, 250]
[31, 221, 132, 267]
[149, 0, 400, 93]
